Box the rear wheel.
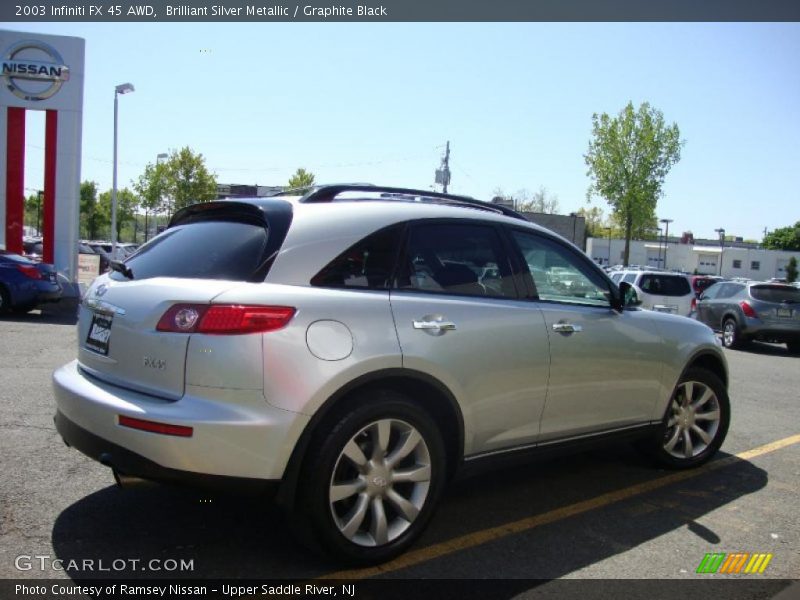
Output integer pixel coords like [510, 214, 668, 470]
[721, 318, 742, 349]
[295, 390, 446, 565]
[787, 342, 800, 356]
[640, 367, 730, 469]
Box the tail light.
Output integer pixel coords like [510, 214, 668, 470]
[17, 264, 42, 280]
[740, 300, 758, 318]
[691, 297, 697, 311]
[157, 304, 295, 335]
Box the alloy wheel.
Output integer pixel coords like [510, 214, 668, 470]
[329, 418, 432, 547]
[663, 380, 722, 459]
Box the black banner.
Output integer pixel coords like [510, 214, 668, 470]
[1, 579, 797, 600]
[2, 0, 800, 23]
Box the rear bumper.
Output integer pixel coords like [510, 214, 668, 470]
[53, 360, 309, 482]
[55, 411, 279, 496]
[742, 320, 800, 344]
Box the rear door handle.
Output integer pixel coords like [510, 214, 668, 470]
[552, 322, 582, 333]
[413, 319, 457, 332]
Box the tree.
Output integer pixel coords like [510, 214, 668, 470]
[576, 206, 607, 238]
[492, 186, 560, 213]
[80, 180, 107, 240]
[166, 147, 218, 215]
[288, 168, 315, 191]
[98, 188, 138, 241]
[787, 257, 798, 284]
[585, 101, 683, 266]
[133, 161, 170, 219]
[762, 222, 800, 251]
[24, 191, 42, 234]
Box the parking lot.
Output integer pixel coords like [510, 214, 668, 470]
[0, 312, 798, 593]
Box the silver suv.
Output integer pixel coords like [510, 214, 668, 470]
[54, 185, 730, 564]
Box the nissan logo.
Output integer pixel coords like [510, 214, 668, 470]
[94, 284, 108, 297]
[2, 40, 70, 101]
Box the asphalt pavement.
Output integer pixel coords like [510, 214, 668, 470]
[0, 311, 798, 596]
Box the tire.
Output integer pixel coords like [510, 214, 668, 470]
[721, 318, 742, 349]
[294, 390, 446, 565]
[640, 367, 730, 469]
[787, 342, 800, 356]
[0, 285, 10, 314]
[12, 303, 36, 314]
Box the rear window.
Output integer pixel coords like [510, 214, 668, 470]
[639, 274, 691, 297]
[750, 285, 800, 304]
[119, 221, 268, 281]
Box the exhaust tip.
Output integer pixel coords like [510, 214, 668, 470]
[113, 469, 151, 489]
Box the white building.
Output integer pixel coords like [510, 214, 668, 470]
[586, 237, 799, 280]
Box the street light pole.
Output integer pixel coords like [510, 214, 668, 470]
[606, 227, 612, 266]
[660, 218, 673, 270]
[714, 228, 726, 276]
[112, 82, 135, 259]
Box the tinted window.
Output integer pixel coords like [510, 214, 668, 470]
[750, 285, 800, 304]
[311, 225, 402, 290]
[119, 221, 268, 281]
[396, 223, 516, 298]
[622, 273, 637, 284]
[512, 230, 610, 307]
[639, 275, 691, 297]
[715, 283, 745, 299]
[611, 273, 623, 283]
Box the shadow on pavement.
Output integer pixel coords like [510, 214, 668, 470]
[52, 444, 769, 582]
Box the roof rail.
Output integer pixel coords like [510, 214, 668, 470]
[299, 184, 528, 221]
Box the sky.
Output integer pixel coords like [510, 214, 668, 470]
[6, 22, 800, 241]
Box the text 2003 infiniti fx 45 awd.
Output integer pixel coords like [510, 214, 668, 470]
[54, 185, 730, 564]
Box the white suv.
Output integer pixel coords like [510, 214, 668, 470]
[610, 270, 694, 316]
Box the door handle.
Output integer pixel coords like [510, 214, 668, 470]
[413, 319, 457, 332]
[552, 322, 582, 333]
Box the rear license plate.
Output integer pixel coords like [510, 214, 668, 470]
[777, 308, 792, 318]
[86, 313, 113, 355]
[654, 305, 677, 314]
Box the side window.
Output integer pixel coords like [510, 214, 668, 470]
[311, 224, 402, 290]
[718, 283, 745, 299]
[511, 230, 611, 307]
[622, 272, 638, 284]
[611, 272, 623, 283]
[395, 222, 516, 298]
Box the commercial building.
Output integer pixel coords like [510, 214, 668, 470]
[586, 237, 799, 280]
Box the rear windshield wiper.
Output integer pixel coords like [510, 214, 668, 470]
[110, 260, 134, 280]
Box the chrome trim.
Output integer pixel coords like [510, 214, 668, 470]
[84, 297, 126, 316]
[463, 422, 654, 462]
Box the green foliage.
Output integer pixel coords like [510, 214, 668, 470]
[166, 147, 218, 214]
[584, 101, 683, 266]
[98, 188, 138, 241]
[80, 181, 107, 240]
[516, 186, 560, 214]
[762, 222, 800, 251]
[787, 256, 798, 284]
[576, 206, 607, 238]
[24, 192, 42, 234]
[133, 161, 170, 216]
[288, 168, 315, 191]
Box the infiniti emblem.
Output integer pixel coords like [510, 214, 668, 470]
[95, 284, 108, 297]
[372, 476, 387, 488]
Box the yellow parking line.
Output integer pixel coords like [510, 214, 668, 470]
[319, 433, 800, 581]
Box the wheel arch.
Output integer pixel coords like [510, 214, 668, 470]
[275, 368, 464, 508]
[683, 350, 728, 390]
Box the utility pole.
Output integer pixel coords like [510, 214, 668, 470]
[435, 141, 451, 193]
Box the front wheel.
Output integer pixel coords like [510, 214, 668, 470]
[295, 391, 446, 565]
[641, 367, 730, 469]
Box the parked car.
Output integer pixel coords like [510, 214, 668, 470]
[695, 281, 800, 353]
[691, 275, 723, 297]
[0, 250, 62, 313]
[53, 185, 730, 564]
[610, 269, 694, 316]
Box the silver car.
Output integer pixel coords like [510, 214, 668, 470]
[53, 185, 730, 564]
[695, 280, 800, 352]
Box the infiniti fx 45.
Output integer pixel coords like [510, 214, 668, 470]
[54, 185, 730, 564]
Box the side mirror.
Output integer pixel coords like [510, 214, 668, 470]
[618, 282, 641, 309]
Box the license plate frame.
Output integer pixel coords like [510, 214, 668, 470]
[777, 307, 792, 318]
[86, 312, 113, 355]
